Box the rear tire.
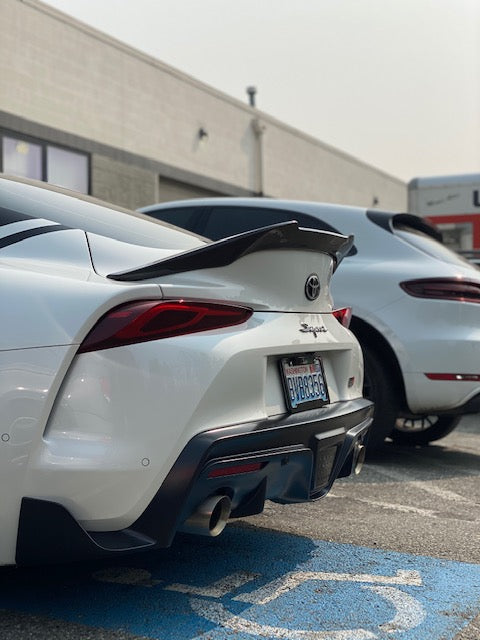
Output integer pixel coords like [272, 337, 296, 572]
[362, 345, 399, 453]
[390, 414, 461, 446]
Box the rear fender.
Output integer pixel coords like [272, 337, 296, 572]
[350, 316, 407, 411]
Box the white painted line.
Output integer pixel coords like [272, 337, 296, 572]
[370, 466, 478, 505]
[367, 585, 426, 632]
[329, 493, 439, 517]
[190, 598, 377, 640]
[165, 571, 258, 598]
[234, 570, 422, 605]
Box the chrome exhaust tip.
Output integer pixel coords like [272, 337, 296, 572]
[179, 495, 232, 537]
[354, 443, 366, 475]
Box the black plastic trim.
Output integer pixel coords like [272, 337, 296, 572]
[367, 209, 443, 242]
[107, 221, 353, 281]
[0, 206, 33, 226]
[0, 224, 70, 249]
[16, 398, 372, 566]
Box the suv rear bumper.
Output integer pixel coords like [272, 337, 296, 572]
[16, 398, 372, 565]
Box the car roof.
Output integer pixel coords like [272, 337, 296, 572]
[140, 197, 370, 219]
[0, 174, 205, 251]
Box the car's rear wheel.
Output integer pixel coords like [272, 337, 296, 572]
[390, 414, 461, 446]
[362, 344, 399, 452]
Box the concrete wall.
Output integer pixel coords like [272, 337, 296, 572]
[91, 155, 157, 211]
[0, 0, 407, 211]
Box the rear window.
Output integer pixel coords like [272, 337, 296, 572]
[203, 206, 297, 239]
[368, 209, 475, 268]
[202, 206, 356, 254]
[394, 223, 477, 269]
[146, 206, 201, 232]
[0, 178, 202, 251]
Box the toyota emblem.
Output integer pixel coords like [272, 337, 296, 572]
[305, 274, 321, 301]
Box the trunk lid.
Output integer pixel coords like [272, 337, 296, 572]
[89, 222, 353, 312]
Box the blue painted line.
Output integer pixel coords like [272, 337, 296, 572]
[0, 526, 479, 639]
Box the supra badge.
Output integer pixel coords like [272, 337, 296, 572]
[299, 322, 327, 338]
[305, 274, 321, 301]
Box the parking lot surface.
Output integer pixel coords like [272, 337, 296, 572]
[0, 417, 478, 640]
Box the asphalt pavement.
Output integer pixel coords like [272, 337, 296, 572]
[0, 416, 478, 640]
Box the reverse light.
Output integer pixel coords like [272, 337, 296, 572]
[332, 307, 352, 328]
[78, 300, 253, 353]
[400, 278, 480, 303]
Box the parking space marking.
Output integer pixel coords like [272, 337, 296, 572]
[189, 582, 426, 639]
[329, 493, 438, 517]
[370, 466, 479, 505]
[233, 569, 422, 605]
[0, 527, 479, 640]
[165, 571, 258, 597]
[365, 586, 425, 633]
[189, 598, 378, 639]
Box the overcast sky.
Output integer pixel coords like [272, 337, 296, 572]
[44, 0, 480, 183]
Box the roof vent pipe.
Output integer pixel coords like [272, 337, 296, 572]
[246, 86, 257, 107]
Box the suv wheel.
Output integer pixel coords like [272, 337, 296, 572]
[362, 344, 399, 452]
[391, 414, 461, 446]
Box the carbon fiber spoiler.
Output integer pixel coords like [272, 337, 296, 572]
[108, 221, 354, 282]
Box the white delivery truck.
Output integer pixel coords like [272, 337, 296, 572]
[408, 173, 480, 255]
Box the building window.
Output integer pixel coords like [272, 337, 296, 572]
[47, 146, 89, 193]
[1, 131, 89, 194]
[2, 136, 42, 181]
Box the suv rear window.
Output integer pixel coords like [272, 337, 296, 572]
[368, 209, 474, 268]
[147, 206, 201, 233]
[202, 206, 356, 254]
[394, 223, 477, 268]
[203, 206, 298, 239]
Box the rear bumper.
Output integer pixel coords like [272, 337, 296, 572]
[402, 371, 480, 415]
[450, 391, 480, 415]
[16, 398, 372, 565]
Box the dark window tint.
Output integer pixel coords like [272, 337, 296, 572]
[147, 207, 202, 232]
[202, 206, 357, 254]
[394, 224, 477, 269]
[202, 206, 340, 240]
[0, 206, 33, 226]
[368, 210, 472, 268]
[203, 206, 293, 239]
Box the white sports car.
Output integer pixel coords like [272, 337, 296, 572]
[140, 197, 480, 450]
[0, 176, 372, 566]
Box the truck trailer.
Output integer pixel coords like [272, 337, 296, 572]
[408, 173, 480, 255]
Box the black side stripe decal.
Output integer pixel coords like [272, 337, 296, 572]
[0, 225, 70, 250]
[0, 207, 34, 226]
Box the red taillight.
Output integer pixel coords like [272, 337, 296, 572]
[425, 373, 480, 381]
[208, 462, 265, 478]
[400, 278, 480, 303]
[332, 307, 352, 328]
[78, 300, 253, 353]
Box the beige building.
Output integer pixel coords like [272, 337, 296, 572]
[0, 0, 406, 212]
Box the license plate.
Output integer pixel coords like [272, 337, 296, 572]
[279, 353, 329, 412]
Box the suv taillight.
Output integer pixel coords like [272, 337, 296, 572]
[400, 278, 480, 303]
[78, 300, 253, 353]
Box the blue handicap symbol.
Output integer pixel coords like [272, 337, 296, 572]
[0, 526, 478, 639]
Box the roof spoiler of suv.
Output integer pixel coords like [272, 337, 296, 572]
[367, 210, 443, 243]
[108, 221, 354, 281]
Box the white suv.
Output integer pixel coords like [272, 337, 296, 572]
[140, 198, 480, 451]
